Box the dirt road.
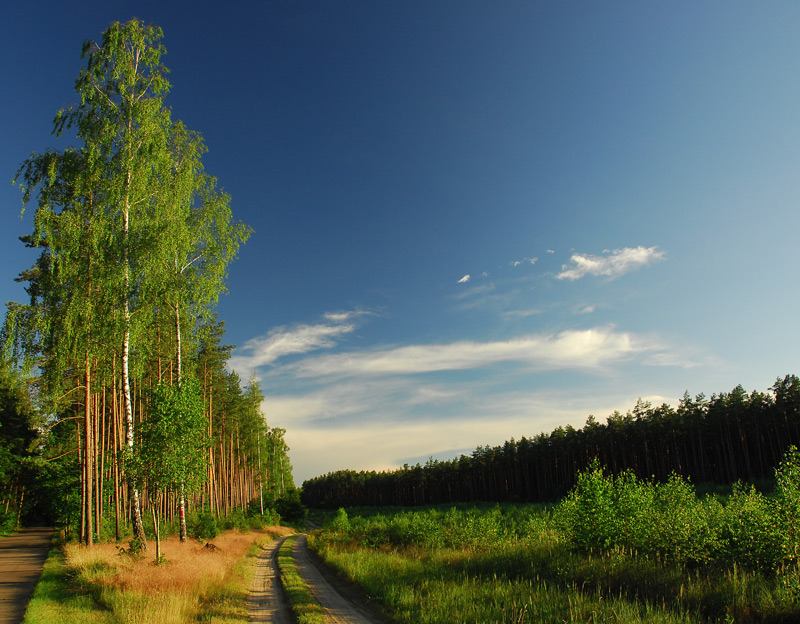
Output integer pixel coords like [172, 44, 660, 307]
[0, 527, 54, 624]
[249, 533, 390, 624]
[248, 536, 293, 624]
[291, 534, 389, 624]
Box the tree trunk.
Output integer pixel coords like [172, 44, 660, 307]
[124, 324, 146, 549]
[152, 504, 161, 563]
[175, 303, 187, 542]
[84, 352, 94, 546]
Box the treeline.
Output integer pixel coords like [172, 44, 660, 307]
[0, 20, 293, 546]
[302, 375, 800, 508]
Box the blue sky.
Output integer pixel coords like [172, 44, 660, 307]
[3, 2, 800, 483]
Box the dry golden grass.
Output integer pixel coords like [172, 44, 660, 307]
[61, 526, 294, 624]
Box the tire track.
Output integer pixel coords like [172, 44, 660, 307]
[248, 536, 292, 624]
[292, 534, 384, 624]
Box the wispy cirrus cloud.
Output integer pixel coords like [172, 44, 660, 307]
[458, 274, 471, 284]
[511, 256, 537, 267]
[285, 326, 659, 379]
[228, 310, 369, 379]
[557, 246, 665, 281]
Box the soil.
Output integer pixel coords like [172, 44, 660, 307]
[249, 533, 392, 624]
[248, 536, 293, 624]
[292, 534, 393, 624]
[0, 527, 54, 624]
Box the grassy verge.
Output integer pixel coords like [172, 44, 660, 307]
[277, 535, 327, 624]
[22, 544, 114, 624]
[23, 527, 292, 624]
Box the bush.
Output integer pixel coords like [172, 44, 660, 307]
[276, 491, 307, 524]
[188, 512, 219, 540]
[556, 462, 719, 564]
[0, 508, 16, 534]
[776, 446, 800, 563]
[718, 483, 782, 571]
[330, 508, 351, 533]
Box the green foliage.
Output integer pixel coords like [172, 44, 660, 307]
[128, 376, 209, 498]
[556, 463, 721, 565]
[275, 489, 307, 524]
[0, 508, 15, 534]
[554, 447, 800, 574]
[717, 483, 783, 571]
[277, 536, 327, 624]
[328, 504, 528, 551]
[330, 508, 351, 533]
[775, 445, 800, 562]
[188, 512, 219, 541]
[311, 491, 800, 624]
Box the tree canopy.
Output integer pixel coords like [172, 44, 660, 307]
[1, 19, 289, 550]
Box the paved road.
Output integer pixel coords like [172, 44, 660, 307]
[0, 527, 54, 624]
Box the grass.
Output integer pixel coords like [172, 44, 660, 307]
[23, 526, 293, 624]
[310, 537, 702, 624]
[22, 544, 115, 624]
[308, 503, 800, 624]
[196, 529, 293, 624]
[277, 535, 327, 624]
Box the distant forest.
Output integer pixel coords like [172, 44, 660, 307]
[301, 375, 800, 508]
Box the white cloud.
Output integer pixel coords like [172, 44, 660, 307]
[323, 310, 368, 323]
[228, 312, 362, 378]
[286, 326, 656, 379]
[458, 274, 471, 284]
[557, 246, 666, 281]
[511, 257, 537, 267]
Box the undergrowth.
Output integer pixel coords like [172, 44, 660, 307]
[309, 447, 800, 623]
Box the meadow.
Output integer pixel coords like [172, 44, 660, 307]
[308, 448, 800, 623]
[22, 523, 293, 624]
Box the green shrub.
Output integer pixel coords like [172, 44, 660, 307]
[718, 483, 782, 571]
[775, 446, 800, 563]
[276, 492, 307, 524]
[330, 508, 351, 532]
[557, 460, 620, 549]
[556, 462, 719, 564]
[0, 508, 16, 534]
[188, 512, 219, 540]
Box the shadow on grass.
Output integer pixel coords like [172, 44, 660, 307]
[23, 546, 114, 624]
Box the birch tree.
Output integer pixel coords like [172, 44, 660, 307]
[151, 123, 251, 539]
[6, 19, 264, 541]
[54, 19, 175, 549]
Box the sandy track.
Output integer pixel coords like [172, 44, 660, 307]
[0, 527, 54, 624]
[292, 534, 388, 624]
[248, 536, 293, 624]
